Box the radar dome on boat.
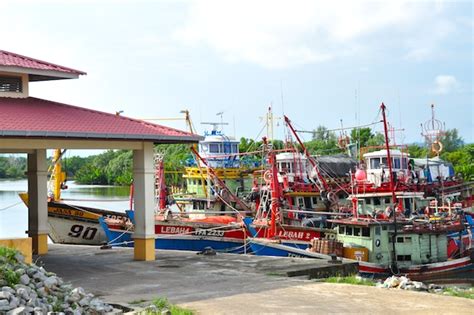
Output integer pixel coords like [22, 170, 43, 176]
[355, 169, 367, 181]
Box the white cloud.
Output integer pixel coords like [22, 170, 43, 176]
[433, 75, 459, 95]
[174, 0, 456, 69]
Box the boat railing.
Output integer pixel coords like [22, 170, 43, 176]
[175, 210, 253, 215]
[282, 208, 351, 216]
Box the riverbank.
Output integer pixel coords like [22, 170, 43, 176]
[37, 245, 474, 314]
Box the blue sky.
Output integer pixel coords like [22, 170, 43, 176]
[1, 0, 472, 149]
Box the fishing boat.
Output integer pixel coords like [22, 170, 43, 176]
[329, 217, 473, 280]
[100, 210, 249, 253]
[19, 149, 129, 246]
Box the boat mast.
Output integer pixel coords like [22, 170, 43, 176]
[49, 149, 67, 201]
[381, 103, 398, 271]
[265, 138, 281, 238]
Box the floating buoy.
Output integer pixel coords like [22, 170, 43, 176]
[431, 140, 443, 155]
[355, 169, 367, 181]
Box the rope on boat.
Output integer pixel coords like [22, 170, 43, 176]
[0, 201, 23, 212]
[106, 223, 135, 245]
[108, 240, 135, 246]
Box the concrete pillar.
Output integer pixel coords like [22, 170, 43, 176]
[133, 142, 155, 261]
[27, 149, 48, 255]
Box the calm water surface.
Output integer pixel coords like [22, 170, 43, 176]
[0, 179, 130, 238]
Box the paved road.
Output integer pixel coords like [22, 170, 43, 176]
[38, 245, 473, 314]
[181, 282, 474, 314]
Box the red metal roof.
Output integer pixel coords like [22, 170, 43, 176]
[0, 97, 201, 142]
[0, 50, 86, 76]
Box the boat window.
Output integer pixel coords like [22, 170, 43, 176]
[354, 227, 361, 236]
[381, 157, 387, 166]
[346, 226, 353, 235]
[311, 197, 318, 205]
[397, 237, 404, 243]
[209, 143, 220, 153]
[385, 198, 391, 205]
[402, 158, 408, 169]
[382, 226, 387, 231]
[397, 255, 411, 261]
[374, 198, 381, 206]
[297, 197, 305, 208]
[362, 227, 371, 237]
[339, 226, 345, 234]
[367, 198, 372, 205]
[232, 144, 238, 153]
[404, 237, 412, 243]
[393, 158, 401, 169]
[304, 197, 312, 209]
[370, 158, 380, 169]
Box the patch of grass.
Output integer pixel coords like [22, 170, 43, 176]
[441, 287, 474, 299]
[129, 299, 148, 305]
[0, 246, 18, 262]
[325, 275, 375, 286]
[146, 297, 194, 315]
[1, 267, 20, 286]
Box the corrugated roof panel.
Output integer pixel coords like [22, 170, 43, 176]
[0, 50, 86, 75]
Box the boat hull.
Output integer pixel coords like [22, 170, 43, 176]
[358, 255, 474, 281]
[248, 238, 474, 281]
[48, 215, 107, 245]
[100, 218, 249, 254]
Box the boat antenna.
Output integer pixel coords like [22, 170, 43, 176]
[381, 102, 398, 272]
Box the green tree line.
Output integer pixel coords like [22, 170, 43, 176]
[0, 156, 27, 179]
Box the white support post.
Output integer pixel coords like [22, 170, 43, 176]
[133, 142, 156, 260]
[27, 149, 49, 254]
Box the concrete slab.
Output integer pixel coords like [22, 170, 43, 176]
[36, 245, 474, 314]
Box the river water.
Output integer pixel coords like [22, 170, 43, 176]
[0, 179, 129, 238]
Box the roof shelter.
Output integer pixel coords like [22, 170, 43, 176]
[0, 50, 202, 261]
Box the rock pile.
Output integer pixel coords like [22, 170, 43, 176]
[0, 249, 114, 314]
[376, 276, 444, 293]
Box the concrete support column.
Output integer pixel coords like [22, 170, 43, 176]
[27, 149, 49, 255]
[133, 142, 156, 261]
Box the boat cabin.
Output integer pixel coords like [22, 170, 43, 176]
[198, 130, 240, 169]
[333, 219, 449, 268]
[276, 152, 309, 183]
[352, 191, 427, 217]
[363, 149, 409, 187]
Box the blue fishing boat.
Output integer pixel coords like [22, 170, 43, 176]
[99, 211, 250, 254]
